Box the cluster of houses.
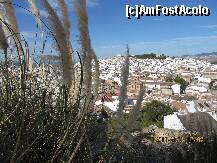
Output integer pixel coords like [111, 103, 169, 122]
[2, 55, 217, 131]
[96, 56, 217, 129]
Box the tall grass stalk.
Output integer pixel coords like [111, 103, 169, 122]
[27, 0, 43, 31]
[103, 46, 130, 158]
[125, 85, 145, 132]
[57, 0, 71, 39]
[3, 0, 21, 51]
[92, 49, 100, 98]
[41, 0, 74, 91]
[116, 45, 130, 120]
[74, 0, 92, 100]
[0, 19, 8, 50]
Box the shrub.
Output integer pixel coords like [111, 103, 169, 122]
[139, 100, 174, 128]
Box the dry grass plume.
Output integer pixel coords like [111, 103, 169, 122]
[41, 0, 74, 90]
[117, 46, 130, 118]
[125, 85, 145, 132]
[2, 0, 22, 54]
[0, 14, 8, 50]
[74, 0, 92, 97]
[27, 0, 43, 31]
[57, 0, 71, 38]
[92, 49, 100, 98]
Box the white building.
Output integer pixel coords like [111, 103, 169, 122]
[198, 77, 211, 83]
[164, 113, 186, 130]
[171, 84, 181, 94]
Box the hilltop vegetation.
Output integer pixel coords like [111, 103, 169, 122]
[131, 53, 167, 59]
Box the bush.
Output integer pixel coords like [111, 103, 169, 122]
[174, 76, 188, 93]
[0, 63, 93, 162]
[133, 53, 167, 59]
[139, 100, 174, 128]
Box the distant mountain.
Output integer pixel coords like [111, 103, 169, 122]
[182, 54, 191, 58]
[195, 52, 217, 57]
[182, 52, 217, 58]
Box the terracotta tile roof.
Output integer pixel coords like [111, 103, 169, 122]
[170, 101, 187, 112]
[160, 82, 174, 86]
[171, 95, 198, 101]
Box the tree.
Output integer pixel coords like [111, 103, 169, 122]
[139, 100, 174, 128]
[209, 81, 217, 90]
[209, 81, 214, 89]
[161, 54, 166, 59]
[174, 76, 187, 94]
[133, 53, 167, 59]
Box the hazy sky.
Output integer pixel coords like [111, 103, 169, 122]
[11, 0, 217, 58]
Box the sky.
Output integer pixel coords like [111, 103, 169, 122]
[9, 0, 217, 58]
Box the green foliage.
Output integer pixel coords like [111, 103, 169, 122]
[174, 76, 186, 85]
[132, 53, 167, 59]
[209, 81, 217, 90]
[174, 76, 188, 93]
[139, 100, 174, 128]
[209, 81, 214, 89]
[164, 75, 188, 93]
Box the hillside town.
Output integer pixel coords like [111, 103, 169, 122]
[95, 55, 217, 130]
[3, 54, 217, 132]
[1, 0, 217, 162]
